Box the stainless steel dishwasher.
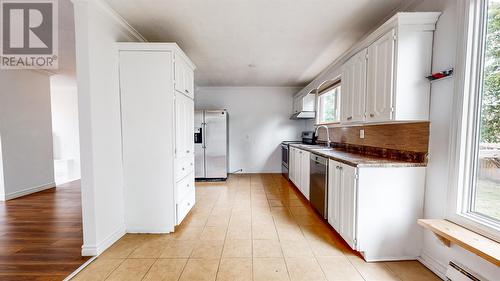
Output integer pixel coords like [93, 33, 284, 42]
[310, 154, 328, 219]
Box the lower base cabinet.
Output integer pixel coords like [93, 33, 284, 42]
[289, 147, 310, 199]
[328, 159, 426, 261]
[175, 157, 195, 225]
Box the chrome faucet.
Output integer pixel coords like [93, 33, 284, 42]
[315, 125, 331, 148]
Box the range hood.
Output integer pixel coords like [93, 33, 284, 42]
[290, 93, 316, 119]
[290, 111, 316, 119]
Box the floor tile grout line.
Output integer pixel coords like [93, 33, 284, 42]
[266, 175, 293, 281]
[248, 174, 255, 281]
[139, 258, 158, 281]
[102, 258, 127, 281]
[280, 176, 330, 281]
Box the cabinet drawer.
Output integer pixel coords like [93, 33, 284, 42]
[175, 156, 194, 182]
[176, 188, 195, 225]
[177, 172, 194, 202]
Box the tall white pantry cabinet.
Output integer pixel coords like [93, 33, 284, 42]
[118, 43, 196, 233]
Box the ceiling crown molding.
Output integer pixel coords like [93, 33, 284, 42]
[71, 0, 147, 42]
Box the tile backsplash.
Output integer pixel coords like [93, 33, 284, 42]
[315, 122, 430, 153]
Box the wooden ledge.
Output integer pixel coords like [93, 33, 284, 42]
[418, 219, 500, 266]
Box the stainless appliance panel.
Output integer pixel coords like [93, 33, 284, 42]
[281, 143, 289, 179]
[194, 110, 205, 178]
[205, 110, 227, 178]
[310, 154, 328, 219]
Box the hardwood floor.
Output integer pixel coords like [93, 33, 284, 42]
[0, 181, 89, 281]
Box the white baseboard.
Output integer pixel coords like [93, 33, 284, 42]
[364, 255, 419, 262]
[2, 182, 55, 201]
[418, 250, 447, 280]
[126, 228, 174, 234]
[81, 224, 126, 256]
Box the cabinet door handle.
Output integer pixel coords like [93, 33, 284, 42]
[185, 89, 189, 94]
[369, 113, 375, 118]
[347, 116, 352, 121]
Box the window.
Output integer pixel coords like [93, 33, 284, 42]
[449, 0, 500, 240]
[473, 0, 500, 222]
[317, 84, 341, 124]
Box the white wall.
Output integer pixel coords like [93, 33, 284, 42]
[73, 0, 144, 256]
[409, 0, 500, 279]
[195, 87, 306, 173]
[0, 70, 55, 200]
[50, 75, 81, 184]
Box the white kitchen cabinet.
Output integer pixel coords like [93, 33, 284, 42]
[289, 146, 311, 199]
[327, 158, 426, 261]
[327, 161, 341, 232]
[294, 148, 302, 189]
[341, 49, 367, 123]
[175, 54, 195, 99]
[292, 93, 315, 114]
[175, 92, 194, 159]
[299, 150, 310, 200]
[339, 164, 358, 249]
[365, 29, 395, 122]
[338, 13, 439, 124]
[118, 43, 196, 232]
[328, 160, 357, 249]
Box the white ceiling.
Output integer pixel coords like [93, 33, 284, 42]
[104, 0, 406, 87]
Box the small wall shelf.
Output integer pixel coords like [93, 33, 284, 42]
[426, 68, 454, 82]
[418, 219, 500, 266]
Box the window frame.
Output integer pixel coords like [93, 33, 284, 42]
[316, 81, 341, 125]
[447, 0, 500, 242]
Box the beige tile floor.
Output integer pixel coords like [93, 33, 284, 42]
[72, 173, 441, 281]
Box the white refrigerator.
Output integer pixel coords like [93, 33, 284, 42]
[194, 110, 228, 180]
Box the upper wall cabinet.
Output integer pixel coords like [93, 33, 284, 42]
[341, 49, 367, 123]
[340, 12, 440, 124]
[175, 54, 195, 99]
[291, 93, 316, 119]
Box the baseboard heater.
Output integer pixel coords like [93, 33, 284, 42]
[446, 261, 486, 281]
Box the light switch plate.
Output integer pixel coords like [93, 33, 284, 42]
[359, 129, 365, 139]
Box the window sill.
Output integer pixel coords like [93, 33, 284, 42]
[418, 219, 500, 266]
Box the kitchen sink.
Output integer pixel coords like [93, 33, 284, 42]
[298, 145, 333, 151]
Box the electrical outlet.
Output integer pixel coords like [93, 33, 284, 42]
[359, 129, 365, 139]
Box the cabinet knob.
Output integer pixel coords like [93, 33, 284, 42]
[187, 202, 191, 206]
[187, 184, 190, 187]
[190, 162, 193, 166]
[182, 167, 185, 171]
[369, 113, 375, 118]
[186, 150, 190, 153]
[185, 89, 189, 93]
[347, 116, 352, 121]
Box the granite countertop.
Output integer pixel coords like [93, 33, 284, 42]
[289, 144, 427, 168]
